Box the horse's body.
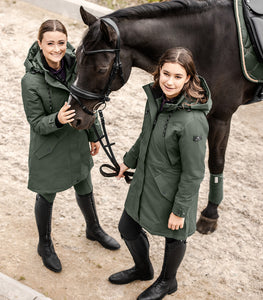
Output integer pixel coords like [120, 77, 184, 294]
[69, 0, 258, 233]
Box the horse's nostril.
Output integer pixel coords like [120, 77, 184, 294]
[76, 119, 82, 127]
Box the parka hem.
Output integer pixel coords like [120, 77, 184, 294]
[125, 209, 195, 240]
[141, 222, 196, 240]
[27, 175, 93, 195]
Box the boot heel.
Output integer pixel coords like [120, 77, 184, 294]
[86, 233, 96, 241]
[168, 282, 178, 294]
[109, 266, 153, 285]
[140, 274, 154, 281]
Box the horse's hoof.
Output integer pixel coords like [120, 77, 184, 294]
[196, 215, 218, 234]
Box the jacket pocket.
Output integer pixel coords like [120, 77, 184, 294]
[153, 169, 180, 202]
[35, 135, 59, 159]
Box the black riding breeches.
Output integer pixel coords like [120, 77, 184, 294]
[118, 210, 186, 244]
[118, 210, 143, 240]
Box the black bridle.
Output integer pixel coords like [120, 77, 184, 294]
[70, 18, 133, 183]
[70, 17, 125, 115]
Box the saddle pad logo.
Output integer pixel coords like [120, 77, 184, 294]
[193, 136, 202, 142]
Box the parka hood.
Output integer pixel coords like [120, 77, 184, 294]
[143, 76, 212, 116]
[23, 41, 76, 74]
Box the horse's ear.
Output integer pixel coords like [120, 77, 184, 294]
[100, 19, 117, 45]
[80, 6, 97, 26]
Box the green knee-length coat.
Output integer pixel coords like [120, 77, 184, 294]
[21, 42, 102, 194]
[123, 79, 212, 240]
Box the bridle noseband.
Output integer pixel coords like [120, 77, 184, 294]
[70, 18, 125, 115]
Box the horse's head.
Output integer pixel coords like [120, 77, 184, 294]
[69, 7, 130, 130]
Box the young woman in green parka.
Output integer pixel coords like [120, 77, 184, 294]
[109, 47, 212, 299]
[21, 20, 120, 273]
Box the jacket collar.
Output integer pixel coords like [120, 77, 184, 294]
[24, 41, 76, 76]
[143, 76, 212, 116]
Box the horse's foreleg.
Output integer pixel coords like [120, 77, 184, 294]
[197, 115, 231, 234]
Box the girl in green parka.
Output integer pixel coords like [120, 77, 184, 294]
[21, 20, 120, 273]
[109, 47, 212, 299]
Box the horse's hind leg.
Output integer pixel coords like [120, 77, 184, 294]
[197, 115, 232, 234]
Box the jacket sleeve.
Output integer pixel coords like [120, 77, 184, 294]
[85, 113, 103, 142]
[172, 112, 209, 218]
[21, 74, 64, 136]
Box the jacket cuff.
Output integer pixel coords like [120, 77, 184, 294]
[123, 151, 137, 169]
[55, 113, 64, 128]
[47, 114, 58, 130]
[172, 203, 188, 218]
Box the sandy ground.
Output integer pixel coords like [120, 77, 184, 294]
[0, 1, 262, 299]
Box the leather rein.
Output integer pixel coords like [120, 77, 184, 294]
[70, 18, 133, 183]
[92, 111, 134, 184]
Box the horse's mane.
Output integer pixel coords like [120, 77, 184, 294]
[105, 0, 231, 20]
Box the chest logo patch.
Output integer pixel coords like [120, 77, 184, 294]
[193, 136, 202, 142]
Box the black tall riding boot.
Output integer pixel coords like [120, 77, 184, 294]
[35, 194, 62, 273]
[109, 231, 154, 284]
[137, 239, 186, 300]
[76, 192, 120, 250]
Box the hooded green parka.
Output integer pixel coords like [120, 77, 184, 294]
[123, 78, 212, 240]
[21, 41, 102, 194]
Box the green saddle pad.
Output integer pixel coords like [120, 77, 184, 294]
[234, 0, 263, 83]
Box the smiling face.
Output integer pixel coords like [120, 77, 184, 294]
[38, 31, 67, 70]
[159, 62, 190, 100]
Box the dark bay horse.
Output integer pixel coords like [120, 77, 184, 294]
[68, 0, 258, 234]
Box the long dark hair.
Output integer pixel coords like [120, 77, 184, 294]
[38, 20, 67, 42]
[153, 47, 207, 103]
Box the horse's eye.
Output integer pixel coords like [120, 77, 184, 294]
[98, 67, 108, 74]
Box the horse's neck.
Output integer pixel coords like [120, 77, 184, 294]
[120, 18, 199, 72]
[119, 4, 234, 74]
